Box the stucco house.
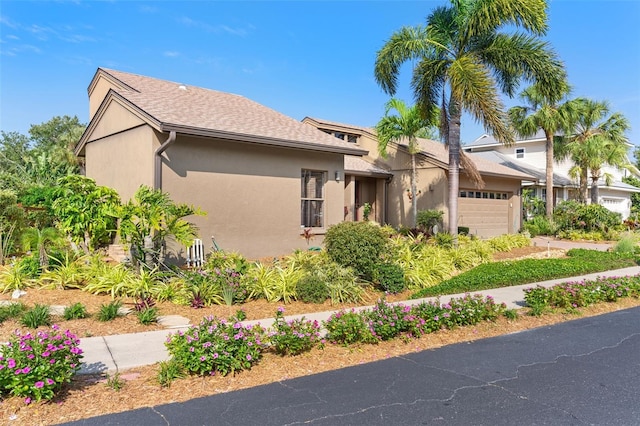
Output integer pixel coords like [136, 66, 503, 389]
[466, 132, 640, 219]
[75, 68, 366, 260]
[303, 118, 535, 237]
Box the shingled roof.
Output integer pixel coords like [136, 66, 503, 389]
[78, 68, 366, 156]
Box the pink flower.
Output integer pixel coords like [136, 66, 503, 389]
[34, 381, 44, 388]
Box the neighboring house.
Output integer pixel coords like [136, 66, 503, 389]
[303, 118, 535, 237]
[75, 68, 366, 260]
[466, 132, 640, 218]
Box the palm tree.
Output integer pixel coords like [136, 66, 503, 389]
[20, 227, 61, 269]
[556, 99, 634, 204]
[508, 82, 578, 219]
[374, 0, 566, 239]
[376, 99, 434, 227]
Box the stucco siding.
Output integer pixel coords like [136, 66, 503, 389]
[89, 100, 147, 141]
[89, 76, 120, 119]
[84, 125, 155, 202]
[161, 136, 345, 259]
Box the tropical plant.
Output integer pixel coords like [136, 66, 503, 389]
[0, 189, 26, 265]
[39, 252, 85, 290]
[555, 99, 635, 203]
[374, 0, 566, 241]
[509, 82, 578, 218]
[376, 99, 436, 226]
[63, 302, 89, 320]
[416, 209, 443, 234]
[268, 308, 322, 356]
[116, 185, 203, 268]
[97, 300, 124, 322]
[20, 226, 62, 269]
[51, 175, 121, 253]
[0, 262, 33, 293]
[20, 304, 52, 329]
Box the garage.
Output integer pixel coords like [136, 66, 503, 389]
[457, 189, 512, 237]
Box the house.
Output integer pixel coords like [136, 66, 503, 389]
[75, 68, 366, 260]
[465, 132, 640, 219]
[302, 118, 536, 237]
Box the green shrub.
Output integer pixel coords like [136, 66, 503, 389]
[614, 233, 638, 255]
[487, 234, 531, 252]
[296, 274, 329, 304]
[324, 310, 375, 345]
[0, 302, 27, 323]
[324, 221, 389, 280]
[97, 300, 124, 322]
[268, 308, 322, 356]
[373, 262, 406, 294]
[416, 210, 443, 233]
[411, 249, 638, 298]
[21, 304, 51, 328]
[0, 263, 33, 293]
[553, 201, 622, 234]
[156, 359, 185, 388]
[0, 326, 83, 402]
[523, 215, 557, 237]
[63, 302, 89, 320]
[205, 250, 249, 275]
[17, 255, 42, 279]
[137, 307, 159, 325]
[165, 316, 267, 377]
[433, 232, 454, 248]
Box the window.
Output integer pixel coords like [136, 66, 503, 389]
[301, 170, 325, 227]
[347, 134, 358, 143]
[515, 148, 525, 159]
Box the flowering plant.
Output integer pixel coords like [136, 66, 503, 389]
[165, 315, 266, 376]
[268, 308, 322, 356]
[0, 325, 83, 403]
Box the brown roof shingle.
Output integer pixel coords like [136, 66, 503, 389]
[92, 68, 366, 155]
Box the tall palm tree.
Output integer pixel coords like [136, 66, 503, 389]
[556, 99, 633, 204]
[376, 99, 433, 227]
[374, 0, 566, 239]
[508, 82, 578, 219]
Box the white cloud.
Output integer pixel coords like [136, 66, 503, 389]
[163, 51, 180, 57]
[177, 16, 252, 37]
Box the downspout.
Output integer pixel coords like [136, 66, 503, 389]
[154, 131, 176, 190]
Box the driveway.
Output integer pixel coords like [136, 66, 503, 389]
[62, 306, 640, 425]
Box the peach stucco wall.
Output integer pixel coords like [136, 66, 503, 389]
[160, 135, 345, 260]
[84, 124, 155, 202]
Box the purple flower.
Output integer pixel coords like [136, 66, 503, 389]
[200, 356, 206, 361]
[246, 354, 252, 361]
[24, 397, 31, 405]
[46, 378, 55, 385]
[7, 359, 16, 369]
[34, 381, 44, 389]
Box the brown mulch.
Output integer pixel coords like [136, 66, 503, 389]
[4, 244, 634, 425]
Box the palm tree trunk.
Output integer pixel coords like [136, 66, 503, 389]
[545, 132, 554, 219]
[448, 102, 462, 245]
[591, 174, 600, 205]
[580, 168, 589, 203]
[411, 152, 418, 228]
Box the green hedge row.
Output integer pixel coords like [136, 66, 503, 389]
[411, 249, 638, 299]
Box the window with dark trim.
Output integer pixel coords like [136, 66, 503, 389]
[516, 148, 525, 159]
[301, 170, 325, 227]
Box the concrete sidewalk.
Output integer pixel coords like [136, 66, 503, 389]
[78, 265, 640, 375]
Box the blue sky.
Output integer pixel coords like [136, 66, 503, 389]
[1, 0, 639, 146]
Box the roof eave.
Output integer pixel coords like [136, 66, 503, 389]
[161, 124, 368, 156]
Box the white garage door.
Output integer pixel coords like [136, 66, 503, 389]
[458, 190, 511, 237]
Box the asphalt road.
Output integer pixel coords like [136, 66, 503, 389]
[61, 306, 640, 426]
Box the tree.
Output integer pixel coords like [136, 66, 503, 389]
[376, 99, 434, 227]
[0, 116, 85, 195]
[509, 82, 578, 219]
[556, 99, 634, 204]
[374, 0, 566, 239]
